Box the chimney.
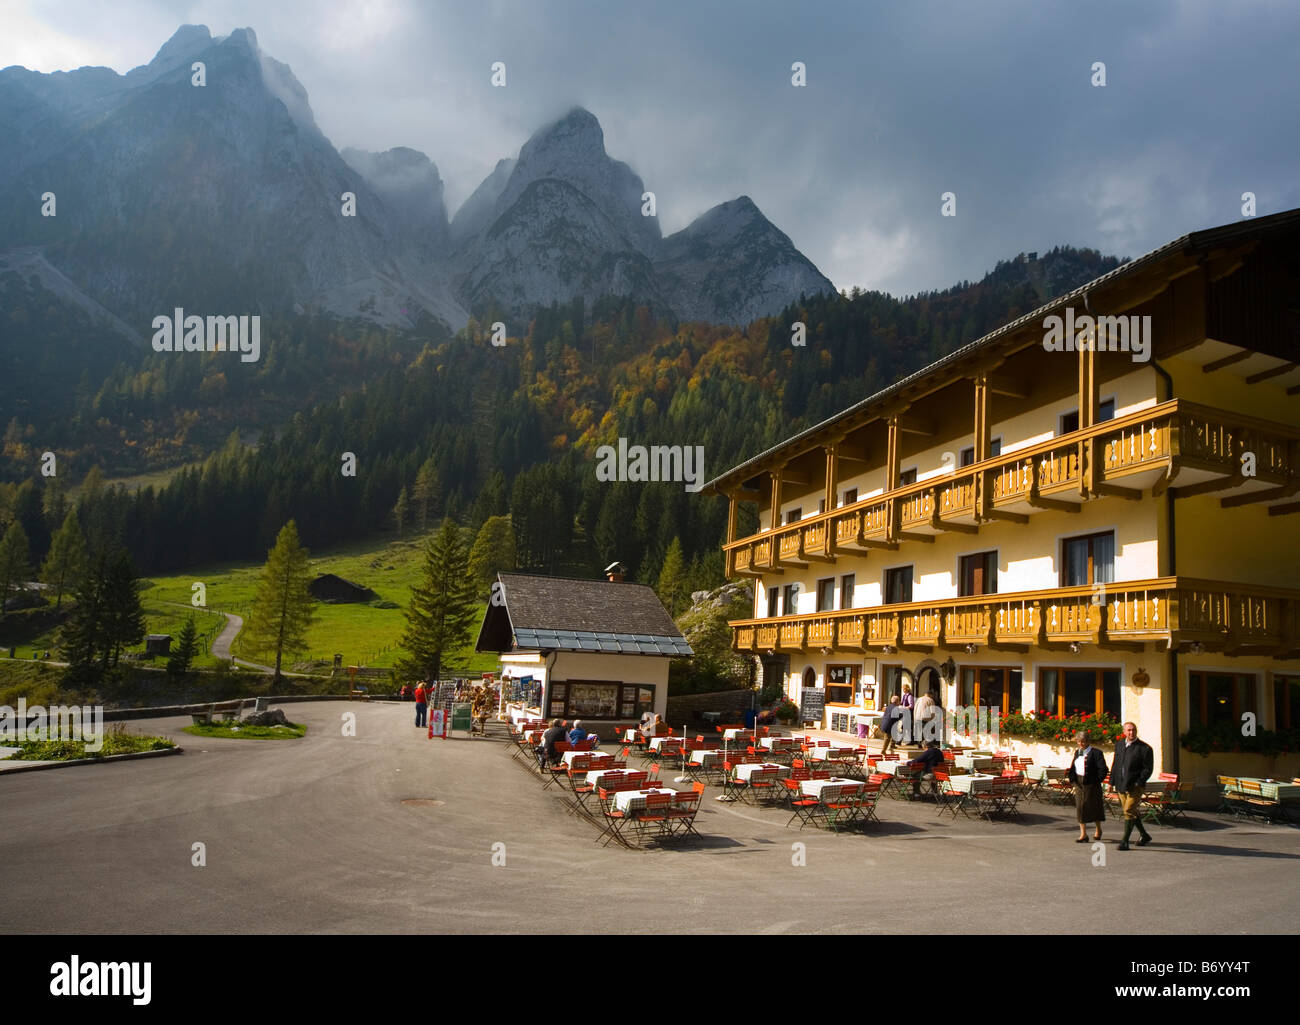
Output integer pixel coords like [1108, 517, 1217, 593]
[604, 561, 626, 583]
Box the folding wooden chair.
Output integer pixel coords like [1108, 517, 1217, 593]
[935, 774, 970, 819]
[596, 786, 632, 848]
[721, 762, 747, 802]
[1216, 776, 1244, 817]
[667, 783, 705, 838]
[788, 782, 829, 830]
[859, 782, 883, 823]
[1165, 781, 1196, 824]
[1237, 779, 1282, 823]
[747, 767, 784, 805]
[630, 791, 675, 845]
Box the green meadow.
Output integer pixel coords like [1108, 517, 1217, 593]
[138, 532, 499, 674]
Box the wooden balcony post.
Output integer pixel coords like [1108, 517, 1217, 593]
[724, 493, 739, 576]
[886, 415, 901, 492]
[1079, 338, 1098, 497]
[973, 373, 991, 519]
[768, 468, 782, 534]
[824, 444, 838, 558]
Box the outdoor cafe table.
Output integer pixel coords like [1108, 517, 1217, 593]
[1025, 765, 1067, 782]
[648, 736, 682, 751]
[955, 754, 1000, 772]
[800, 777, 864, 798]
[587, 768, 634, 788]
[806, 746, 858, 762]
[562, 749, 607, 766]
[735, 761, 785, 781]
[946, 773, 996, 794]
[723, 728, 753, 741]
[623, 729, 640, 743]
[872, 759, 903, 775]
[1228, 777, 1300, 801]
[689, 748, 724, 767]
[759, 736, 795, 750]
[612, 787, 675, 812]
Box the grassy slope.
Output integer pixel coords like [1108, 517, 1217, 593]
[138, 532, 498, 674]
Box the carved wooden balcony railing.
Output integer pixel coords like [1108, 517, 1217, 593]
[723, 400, 1300, 577]
[731, 578, 1300, 658]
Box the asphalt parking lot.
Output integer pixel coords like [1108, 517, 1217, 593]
[3, 700, 1298, 934]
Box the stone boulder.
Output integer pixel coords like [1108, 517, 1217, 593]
[241, 708, 293, 727]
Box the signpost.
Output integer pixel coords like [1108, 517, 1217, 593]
[800, 687, 825, 727]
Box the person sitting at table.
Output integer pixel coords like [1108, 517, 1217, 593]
[568, 719, 598, 747]
[538, 718, 567, 769]
[644, 713, 666, 737]
[907, 741, 945, 799]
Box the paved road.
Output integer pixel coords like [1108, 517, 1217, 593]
[208, 610, 273, 674]
[3, 701, 1297, 934]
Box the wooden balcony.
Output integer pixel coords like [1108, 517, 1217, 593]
[730, 578, 1300, 658]
[723, 400, 1300, 576]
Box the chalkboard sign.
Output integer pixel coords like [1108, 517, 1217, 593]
[451, 702, 473, 731]
[800, 688, 825, 724]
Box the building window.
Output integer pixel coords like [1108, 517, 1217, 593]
[842, 487, 858, 506]
[840, 573, 855, 609]
[880, 665, 907, 706]
[826, 664, 858, 705]
[785, 507, 801, 525]
[767, 587, 779, 618]
[1039, 668, 1121, 719]
[1060, 399, 1115, 435]
[959, 667, 1022, 712]
[885, 566, 913, 605]
[1274, 675, 1300, 729]
[1190, 671, 1257, 729]
[550, 681, 655, 721]
[959, 438, 1002, 466]
[958, 551, 998, 597]
[1062, 531, 1114, 587]
[817, 498, 826, 515]
[816, 578, 835, 613]
[782, 583, 798, 615]
[898, 467, 918, 487]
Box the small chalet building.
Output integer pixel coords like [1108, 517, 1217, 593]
[476, 566, 692, 730]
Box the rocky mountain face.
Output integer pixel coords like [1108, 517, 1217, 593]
[0, 24, 833, 338]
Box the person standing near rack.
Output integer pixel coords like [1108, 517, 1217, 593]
[1067, 729, 1108, 843]
[414, 681, 428, 728]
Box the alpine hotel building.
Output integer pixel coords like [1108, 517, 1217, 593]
[706, 209, 1300, 780]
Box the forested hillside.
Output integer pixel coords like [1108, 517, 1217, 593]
[0, 245, 1122, 589]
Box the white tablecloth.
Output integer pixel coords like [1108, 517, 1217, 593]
[955, 755, 999, 772]
[800, 777, 863, 797]
[735, 762, 784, 781]
[613, 788, 675, 812]
[1025, 765, 1067, 782]
[587, 768, 632, 788]
[807, 747, 857, 762]
[759, 736, 794, 750]
[649, 736, 682, 751]
[723, 728, 752, 741]
[946, 773, 996, 794]
[688, 749, 723, 766]
[562, 749, 602, 766]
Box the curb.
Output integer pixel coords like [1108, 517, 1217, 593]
[0, 745, 183, 776]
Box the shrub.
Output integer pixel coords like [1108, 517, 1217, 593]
[998, 709, 1123, 746]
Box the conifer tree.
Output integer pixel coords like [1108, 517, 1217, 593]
[41, 508, 87, 610]
[396, 518, 477, 685]
[0, 520, 31, 620]
[167, 615, 199, 677]
[244, 520, 316, 682]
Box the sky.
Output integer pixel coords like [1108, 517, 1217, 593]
[3, 0, 1297, 297]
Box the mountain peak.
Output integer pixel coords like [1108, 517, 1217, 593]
[521, 106, 606, 162]
[149, 24, 212, 68]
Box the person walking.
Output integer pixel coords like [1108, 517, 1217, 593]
[1066, 729, 1108, 843]
[879, 695, 903, 756]
[414, 681, 428, 728]
[1111, 721, 1155, 850]
[915, 689, 938, 745]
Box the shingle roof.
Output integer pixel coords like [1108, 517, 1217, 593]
[476, 573, 693, 656]
[702, 205, 1300, 493]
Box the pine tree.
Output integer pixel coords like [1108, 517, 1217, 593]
[393, 486, 410, 537]
[167, 615, 199, 677]
[396, 518, 477, 685]
[467, 515, 515, 594]
[41, 508, 87, 610]
[656, 538, 688, 617]
[244, 520, 317, 682]
[99, 551, 146, 670]
[59, 550, 110, 682]
[412, 456, 441, 532]
[0, 520, 31, 619]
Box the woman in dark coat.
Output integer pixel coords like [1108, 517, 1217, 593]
[1066, 729, 1109, 842]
